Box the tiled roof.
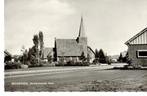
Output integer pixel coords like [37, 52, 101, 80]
[56, 39, 87, 57]
[43, 47, 53, 58]
[4, 50, 12, 57]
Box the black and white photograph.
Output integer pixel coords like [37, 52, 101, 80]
[3, 0, 147, 92]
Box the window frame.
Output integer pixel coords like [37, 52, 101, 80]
[137, 50, 147, 58]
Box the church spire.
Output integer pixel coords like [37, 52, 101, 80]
[78, 16, 86, 37]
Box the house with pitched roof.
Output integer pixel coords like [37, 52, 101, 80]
[43, 47, 53, 61]
[125, 27, 147, 66]
[54, 17, 95, 62]
[4, 50, 12, 63]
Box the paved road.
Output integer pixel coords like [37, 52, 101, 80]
[5, 63, 147, 91]
[5, 64, 117, 78]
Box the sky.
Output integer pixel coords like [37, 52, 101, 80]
[5, 0, 147, 55]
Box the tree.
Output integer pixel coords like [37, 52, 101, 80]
[122, 51, 129, 63]
[4, 55, 11, 63]
[39, 31, 44, 59]
[125, 51, 129, 61]
[21, 45, 25, 53]
[27, 48, 32, 61]
[22, 32, 44, 67]
[118, 53, 123, 62]
[28, 46, 39, 66]
[47, 55, 52, 63]
[95, 49, 99, 58]
[93, 49, 99, 64]
[33, 35, 39, 58]
[22, 49, 28, 64]
[99, 49, 106, 63]
[30, 35, 39, 66]
[33, 35, 39, 48]
[20, 45, 27, 64]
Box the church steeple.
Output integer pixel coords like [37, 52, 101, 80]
[77, 16, 87, 45]
[76, 16, 88, 58]
[78, 16, 86, 37]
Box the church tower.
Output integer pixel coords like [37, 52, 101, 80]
[77, 16, 88, 57]
[77, 16, 87, 45]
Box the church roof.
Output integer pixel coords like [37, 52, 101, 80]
[87, 46, 95, 55]
[4, 50, 12, 57]
[125, 27, 147, 45]
[55, 17, 88, 57]
[56, 39, 86, 57]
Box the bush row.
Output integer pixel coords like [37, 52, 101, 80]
[5, 60, 90, 69]
[5, 62, 22, 69]
[55, 61, 90, 66]
[5, 60, 49, 69]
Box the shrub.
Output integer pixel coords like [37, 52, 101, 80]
[107, 62, 111, 65]
[5, 62, 21, 69]
[77, 61, 90, 66]
[42, 62, 55, 67]
[47, 55, 52, 63]
[20, 64, 28, 69]
[99, 58, 107, 63]
[55, 61, 66, 66]
[93, 58, 99, 64]
[4, 55, 12, 63]
[66, 60, 75, 66]
[28, 58, 44, 67]
[30, 58, 39, 65]
[127, 58, 132, 66]
[55, 60, 89, 66]
[39, 60, 47, 65]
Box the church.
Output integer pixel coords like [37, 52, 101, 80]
[53, 17, 95, 62]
